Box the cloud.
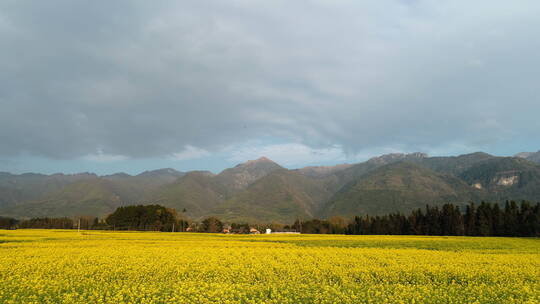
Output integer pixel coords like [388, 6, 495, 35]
[170, 145, 210, 161]
[227, 143, 347, 167]
[1, 0, 539, 161]
[82, 149, 128, 163]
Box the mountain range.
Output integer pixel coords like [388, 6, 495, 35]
[1, 151, 540, 223]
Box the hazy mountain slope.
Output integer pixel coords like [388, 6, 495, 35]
[0, 169, 185, 218]
[418, 152, 495, 175]
[3, 152, 540, 222]
[323, 162, 482, 217]
[0, 172, 98, 205]
[334, 152, 428, 186]
[148, 158, 284, 218]
[0, 158, 284, 219]
[0, 178, 136, 218]
[214, 157, 283, 194]
[516, 151, 540, 164]
[0, 186, 23, 208]
[297, 164, 353, 178]
[210, 169, 337, 223]
[526, 153, 540, 163]
[459, 157, 540, 202]
[134, 168, 185, 186]
[147, 171, 228, 218]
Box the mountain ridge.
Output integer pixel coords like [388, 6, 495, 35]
[2, 151, 540, 222]
[516, 151, 540, 164]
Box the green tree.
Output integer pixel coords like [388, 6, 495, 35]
[106, 205, 176, 231]
[200, 217, 223, 233]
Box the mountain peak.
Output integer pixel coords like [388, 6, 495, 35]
[234, 157, 280, 168]
[137, 168, 184, 178]
[104, 172, 132, 178]
[367, 152, 428, 165]
[245, 156, 273, 164]
[458, 152, 493, 158]
[217, 157, 283, 191]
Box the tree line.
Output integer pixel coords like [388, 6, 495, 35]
[0, 216, 104, 230]
[295, 201, 540, 237]
[1, 201, 539, 237]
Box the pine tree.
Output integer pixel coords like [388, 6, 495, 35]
[503, 201, 519, 236]
[464, 203, 476, 236]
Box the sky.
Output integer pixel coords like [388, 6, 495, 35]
[1, 0, 540, 175]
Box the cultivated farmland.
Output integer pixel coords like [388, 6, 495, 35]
[0, 230, 539, 303]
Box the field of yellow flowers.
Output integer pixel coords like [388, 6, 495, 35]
[0, 230, 539, 303]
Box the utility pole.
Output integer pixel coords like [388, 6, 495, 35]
[78, 218, 81, 233]
[182, 208, 187, 232]
[172, 223, 175, 233]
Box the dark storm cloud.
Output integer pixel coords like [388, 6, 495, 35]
[1, 0, 539, 159]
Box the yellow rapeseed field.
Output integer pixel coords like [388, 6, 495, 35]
[0, 230, 539, 304]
